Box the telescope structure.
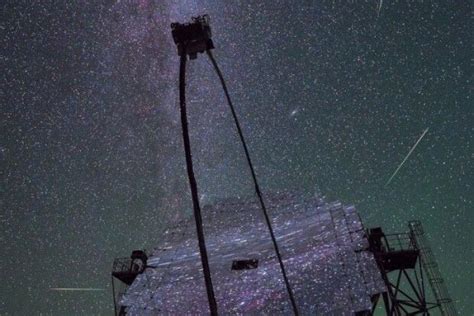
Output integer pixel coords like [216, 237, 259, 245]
[111, 15, 456, 316]
[111, 193, 456, 315]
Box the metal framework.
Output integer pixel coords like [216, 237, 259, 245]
[368, 222, 457, 315]
[408, 221, 458, 315]
[111, 250, 148, 316]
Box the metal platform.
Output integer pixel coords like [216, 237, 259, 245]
[368, 222, 457, 315]
[117, 193, 386, 315]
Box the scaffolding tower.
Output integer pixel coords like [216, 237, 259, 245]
[368, 221, 457, 315]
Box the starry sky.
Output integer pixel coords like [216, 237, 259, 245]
[1, 1, 472, 315]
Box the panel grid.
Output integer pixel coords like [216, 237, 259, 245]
[121, 193, 386, 315]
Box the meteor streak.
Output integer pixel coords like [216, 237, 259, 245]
[385, 128, 429, 186]
[377, 0, 383, 17]
[50, 288, 105, 291]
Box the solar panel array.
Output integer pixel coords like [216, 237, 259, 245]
[120, 193, 386, 315]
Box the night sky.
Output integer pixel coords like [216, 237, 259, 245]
[1, 1, 472, 315]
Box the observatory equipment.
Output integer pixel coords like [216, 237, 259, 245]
[171, 14, 214, 60]
[172, 14, 299, 315]
[113, 194, 386, 314]
[112, 250, 148, 286]
[368, 222, 458, 315]
[111, 250, 149, 315]
[111, 14, 457, 315]
[111, 194, 456, 315]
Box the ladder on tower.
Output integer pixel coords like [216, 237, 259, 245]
[408, 221, 458, 316]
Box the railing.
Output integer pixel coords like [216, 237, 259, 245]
[112, 257, 133, 273]
[409, 220, 458, 316]
[112, 259, 132, 316]
[382, 232, 417, 252]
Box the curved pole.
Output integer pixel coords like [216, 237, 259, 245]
[206, 49, 299, 316]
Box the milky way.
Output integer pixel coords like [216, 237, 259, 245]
[1, 1, 472, 314]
